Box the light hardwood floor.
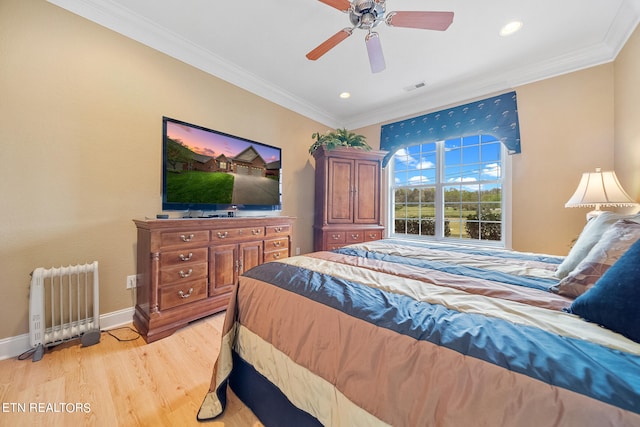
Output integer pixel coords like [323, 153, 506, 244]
[0, 313, 263, 427]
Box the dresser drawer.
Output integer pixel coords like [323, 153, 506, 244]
[264, 248, 289, 262]
[265, 224, 291, 236]
[363, 230, 383, 242]
[159, 278, 207, 310]
[212, 227, 264, 241]
[264, 237, 289, 251]
[160, 247, 208, 267]
[160, 230, 209, 247]
[160, 262, 208, 285]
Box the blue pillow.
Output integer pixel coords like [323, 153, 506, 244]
[569, 238, 640, 343]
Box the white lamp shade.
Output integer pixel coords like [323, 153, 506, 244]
[565, 168, 637, 208]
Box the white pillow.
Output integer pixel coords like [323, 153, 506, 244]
[551, 219, 640, 297]
[555, 211, 639, 279]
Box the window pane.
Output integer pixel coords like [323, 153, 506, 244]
[420, 219, 436, 236]
[444, 186, 460, 203]
[394, 171, 407, 185]
[480, 184, 501, 202]
[481, 162, 501, 179]
[482, 135, 498, 143]
[420, 188, 435, 203]
[444, 166, 461, 182]
[460, 165, 480, 182]
[462, 145, 479, 164]
[462, 135, 480, 146]
[394, 188, 407, 204]
[406, 219, 420, 235]
[444, 138, 461, 150]
[444, 147, 461, 165]
[481, 142, 501, 162]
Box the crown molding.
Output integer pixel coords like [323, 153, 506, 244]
[48, 0, 640, 131]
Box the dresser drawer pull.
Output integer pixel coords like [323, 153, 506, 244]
[216, 231, 228, 239]
[179, 253, 193, 261]
[272, 252, 281, 259]
[368, 234, 377, 239]
[351, 234, 360, 240]
[180, 234, 194, 242]
[272, 241, 281, 247]
[274, 227, 283, 232]
[252, 229, 262, 235]
[178, 288, 194, 299]
[179, 269, 193, 278]
[331, 234, 341, 240]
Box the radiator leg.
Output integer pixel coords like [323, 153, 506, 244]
[80, 330, 101, 347]
[32, 344, 44, 362]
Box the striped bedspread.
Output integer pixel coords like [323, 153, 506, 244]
[198, 240, 640, 426]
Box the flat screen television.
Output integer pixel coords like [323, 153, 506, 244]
[162, 117, 282, 213]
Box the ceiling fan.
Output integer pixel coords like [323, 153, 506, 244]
[306, 0, 454, 73]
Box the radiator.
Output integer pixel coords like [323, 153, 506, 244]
[29, 261, 100, 361]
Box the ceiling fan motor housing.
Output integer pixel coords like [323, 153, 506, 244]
[349, 0, 386, 29]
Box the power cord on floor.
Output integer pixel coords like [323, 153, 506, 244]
[103, 326, 141, 342]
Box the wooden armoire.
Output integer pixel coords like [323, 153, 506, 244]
[313, 146, 386, 251]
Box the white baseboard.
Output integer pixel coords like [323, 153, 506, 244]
[0, 307, 135, 361]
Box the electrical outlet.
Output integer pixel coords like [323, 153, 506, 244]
[126, 275, 137, 289]
[295, 247, 301, 255]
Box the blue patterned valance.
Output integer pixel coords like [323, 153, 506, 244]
[380, 91, 521, 166]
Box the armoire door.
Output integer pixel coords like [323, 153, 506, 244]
[354, 159, 380, 224]
[327, 157, 354, 224]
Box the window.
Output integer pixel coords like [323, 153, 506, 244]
[390, 135, 505, 245]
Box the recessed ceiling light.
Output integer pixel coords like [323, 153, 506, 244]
[500, 21, 523, 37]
[339, 92, 351, 99]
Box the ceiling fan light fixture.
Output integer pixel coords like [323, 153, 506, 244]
[339, 92, 351, 99]
[500, 20, 523, 37]
[365, 31, 385, 73]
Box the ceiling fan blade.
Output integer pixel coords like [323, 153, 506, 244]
[386, 11, 454, 31]
[365, 32, 385, 73]
[318, 0, 351, 12]
[306, 28, 352, 61]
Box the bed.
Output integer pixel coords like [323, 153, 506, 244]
[198, 216, 640, 426]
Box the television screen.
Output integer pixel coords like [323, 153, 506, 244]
[162, 117, 282, 213]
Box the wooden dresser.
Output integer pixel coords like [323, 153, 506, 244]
[133, 216, 294, 342]
[313, 147, 386, 251]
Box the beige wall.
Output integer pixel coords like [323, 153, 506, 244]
[512, 65, 615, 254]
[615, 25, 640, 204]
[1, 0, 637, 341]
[0, 0, 321, 340]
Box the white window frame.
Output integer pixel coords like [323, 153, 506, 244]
[385, 138, 512, 248]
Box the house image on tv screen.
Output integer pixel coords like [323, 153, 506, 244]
[174, 144, 279, 178]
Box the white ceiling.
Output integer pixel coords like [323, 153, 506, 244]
[49, 0, 640, 129]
